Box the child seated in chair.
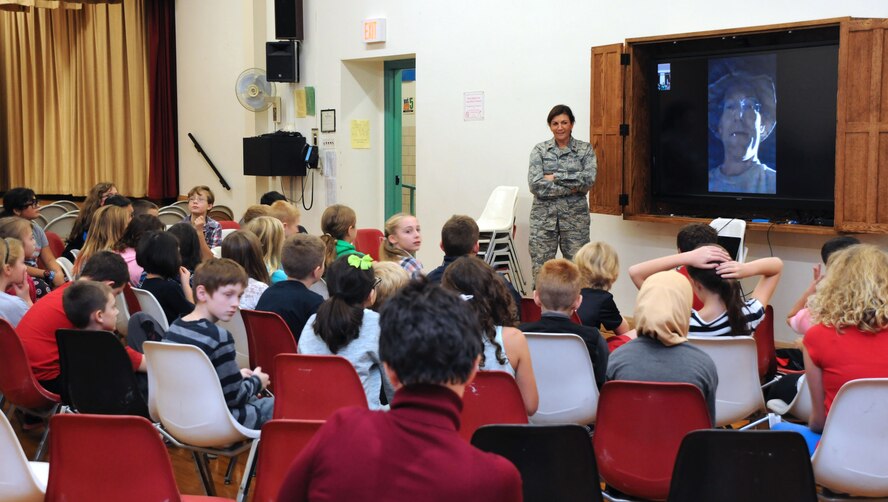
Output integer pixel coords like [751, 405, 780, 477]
[573, 241, 633, 351]
[165, 258, 273, 430]
[183, 185, 222, 260]
[518, 258, 609, 389]
[277, 280, 522, 501]
[62, 281, 119, 333]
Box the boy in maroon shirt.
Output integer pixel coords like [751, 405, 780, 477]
[277, 281, 522, 501]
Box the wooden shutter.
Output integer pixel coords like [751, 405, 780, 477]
[589, 43, 625, 215]
[835, 18, 888, 233]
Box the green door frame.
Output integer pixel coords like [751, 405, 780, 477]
[384, 59, 415, 219]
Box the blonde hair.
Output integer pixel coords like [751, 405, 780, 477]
[380, 212, 414, 262]
[320, 204, 357, 268]
[241, 204, 271, 224]
[574, 241, 620, 290]
[1, 237, 24, 267]
[269, 200, 300, 227]
[244, 216, 285, 272]
[0, 216, 32, 244]
[371, 261, 410, 311]
[808, 244, 888, 333]
[74, 205, 129, 274]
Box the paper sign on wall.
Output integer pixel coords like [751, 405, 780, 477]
[350, 119, 370, 149]
[294, 89, 307, 118]
[463, 91, 484, 121]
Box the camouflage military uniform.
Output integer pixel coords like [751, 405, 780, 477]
[528, 137, 597, 283]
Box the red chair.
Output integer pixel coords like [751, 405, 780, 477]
[122, 283, 141, 314]
[241, 309, 297, 393]
[251, 419, 324, 502]
[459, 370, 529, 442]
[520, 298, 541, 323]
[45, 414, 234, 501]
[752, 305, 777, 382]
[593, 381, 711, 501]
[218, 220, 240, 230]
[273, 354, 368, 420]
[354, 228, 384, 261]
[42, 231, 65, 262]
[0, 319, 61, 460]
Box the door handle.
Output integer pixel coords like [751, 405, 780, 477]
[395, 175, 401, 184]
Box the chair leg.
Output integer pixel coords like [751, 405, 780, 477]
[236, 439, 261, 502]
[33, 403, 60, 461]
[224, 455, 238, 484]
[192, 451, 217, 496]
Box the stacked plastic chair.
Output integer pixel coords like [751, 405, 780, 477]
[476, 186, 525, 295]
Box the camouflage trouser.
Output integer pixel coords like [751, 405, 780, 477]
[529, 211, 590, 287]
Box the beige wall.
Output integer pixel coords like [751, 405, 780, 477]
[175, 0, 888, 343]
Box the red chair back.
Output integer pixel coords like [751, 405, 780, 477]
[354, 228, 384, 261]
[593, 381, 711, 500]
[753, 305, 777, 381]
[252, 419, 324, 502]
[241, 309, 297, 393]
[273, 354, 368, 420]
[45, 414, 186, 501]
[520, 298, 541, 324]
[0, 319, 60, 409]
[122, 283, 141, 314]
[459, 370, 529, 442]
[219, 220, 240, 230]
[44, 231, 65, 260]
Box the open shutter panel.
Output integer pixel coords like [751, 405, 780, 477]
[835, 18, 888, 233]
[588, 43, 625, 215]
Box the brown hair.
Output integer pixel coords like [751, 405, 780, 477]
[63, 280, 113, 329]
[441, 215, 479, 256]
[241, 204, 271, 224]
[68, 182, 116, 243]
[192, 258, 248, 296]
[221, 230, 270, 284]
[319, 204, 357, 268]
[536, 259, 582, 311]
[187, 185, 215, 205]
[547, 104, 575, 124]
[281, 234, 325, 280]
[74, 205, 129, 274]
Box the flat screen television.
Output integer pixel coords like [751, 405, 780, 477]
[649, 26, 839, 224]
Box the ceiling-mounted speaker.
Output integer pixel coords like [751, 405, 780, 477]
[275, 0, 304, 41]
[267, 41, 298, 83]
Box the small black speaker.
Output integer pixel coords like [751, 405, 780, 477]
[266, 41, 298, 83]
[275, 0, 304, 40]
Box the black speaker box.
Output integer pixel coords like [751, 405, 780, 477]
[266, 41, 298, 83]
[274, 0, 304, 41]
[243, 134, 307, 177]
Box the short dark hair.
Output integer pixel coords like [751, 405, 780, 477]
[166, 223, 202, 272]
[114, 214, 163, 252]
[547, 104, 575, 125]
[281, 234, 325, 279]
[379, 280, 482, 386]
[63, 280, 113, 329]
[441, 215, 479, 256]
[676, 223, 718, 253]
[131, 199, 158, 218]
[260, 191, 288, 205]
[136, 231, 181, 278]
[104, 194, 132, 208]
[1, 187, 36, 216]
[79, 250, 129, 288]
[821, 236, 860, 264]
[192, 258, 248, 296]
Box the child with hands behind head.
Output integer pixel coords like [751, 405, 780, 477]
[629, 244, 782, 336]
[164, 258, 273, 430]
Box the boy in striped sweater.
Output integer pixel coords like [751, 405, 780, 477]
[165, 258, 273, 429]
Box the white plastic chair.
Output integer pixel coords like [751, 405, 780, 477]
[221, 228, 236, 240]
[131, 287, 170, 331]
[687, 335, 765, 427]
[812, 378, 888, 498]
[55, 257, 74, 282]
[525, 333, 599, 425]
[159, 204, 188, 218]
[37, 204, 68, 224]
[115, 291, 131, 336]
[143, 341, 261, 499]
[211, 246, 222, 258]
[32, 213, 48, 229]
[218, 309, 250, 369]
[157, 209, 185, 227]
[766, 374, 813, 423]
[43, 213, 77, 243]
[476, 186, 525, 293]
[51, 200, 79, 212]
[0, 412, 48, 502]
[710, 217, 747, 263]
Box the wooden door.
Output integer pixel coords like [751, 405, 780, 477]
[835, 18, 888, 233]
[589, 43, 625, 215]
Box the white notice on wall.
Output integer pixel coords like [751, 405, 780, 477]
[463, 91, 484, 121]
[325, 177, 337, 206]
[323, 149, 337, 178]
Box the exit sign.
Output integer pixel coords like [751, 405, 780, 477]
[363, 18, 386, 43]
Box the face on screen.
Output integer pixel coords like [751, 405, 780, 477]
[718, 87, 764, 163]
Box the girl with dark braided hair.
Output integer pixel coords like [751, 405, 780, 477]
[629, 244, 783, 336]
[442, 256, 538, 415]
